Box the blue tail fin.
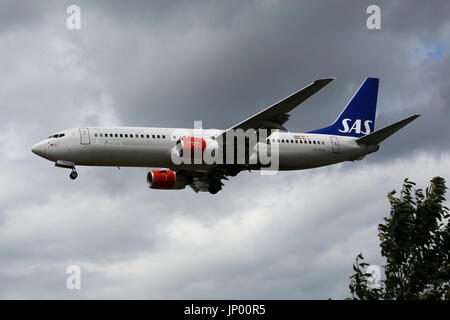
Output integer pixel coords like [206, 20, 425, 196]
[308, 78, 379, 137]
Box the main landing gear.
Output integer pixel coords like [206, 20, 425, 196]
[208, 181, 222, 194]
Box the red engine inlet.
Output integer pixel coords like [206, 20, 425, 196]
[147, 169, 187, 190]
[176, 137, 206, 158]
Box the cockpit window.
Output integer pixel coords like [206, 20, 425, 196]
[47, 133, 65, 139]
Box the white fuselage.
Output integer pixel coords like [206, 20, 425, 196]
[31, 127, 378, 171]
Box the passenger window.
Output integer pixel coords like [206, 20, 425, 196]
[309, 141, 311, 144]
[277, 139, 280, 143]
[157, 135, 160, 139]
[152, 135, 155, 138]
[147, 135, 150, 139]
[99, 133, 103, 137]
[124, 134, 128, 138]
[115, 134, 118, 138]
[141, 134, 144, 138]
[281, 139, 285, 143]
[322, 141, 325, 145]
[120, 134, 123, 138]
[313, 141, 316, 144]
[295, 140, 298, 144]
[94, 133, 98, 137]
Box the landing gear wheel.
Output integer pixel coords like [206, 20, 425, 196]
[208, 182, 222, 194]
[227, 166, 241, 177]
[69, 170, 78, 180]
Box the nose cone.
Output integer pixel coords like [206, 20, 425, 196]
[31, 141, 47, 158]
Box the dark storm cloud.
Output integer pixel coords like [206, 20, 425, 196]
[0, 0, 449, 299]
[47, 0, 449, 160]
[0, 1, 46, 34]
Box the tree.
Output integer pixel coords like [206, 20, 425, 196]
[348, 176, 450, 300]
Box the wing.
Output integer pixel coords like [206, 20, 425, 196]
[175, 78, 335, 193]
[222, 78, 335, 133]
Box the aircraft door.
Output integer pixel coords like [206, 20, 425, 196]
[79, 128, 90, 145]
[330, 136, 339, 154]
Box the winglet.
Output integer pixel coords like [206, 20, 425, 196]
[356, 114, 420, 145]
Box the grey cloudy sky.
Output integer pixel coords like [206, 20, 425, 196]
[0, 0, 449, 299]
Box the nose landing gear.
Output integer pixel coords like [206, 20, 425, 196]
[69, 169, 78, 180]
[55, 160, 78, 180]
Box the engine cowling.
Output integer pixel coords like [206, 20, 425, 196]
[176, 137, 206, 158]
[175, 137, 219, 161]
[147, 169, 188, 190]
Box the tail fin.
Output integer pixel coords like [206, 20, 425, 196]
[308, 77, 379, 137]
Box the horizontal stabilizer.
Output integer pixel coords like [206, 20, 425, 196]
[356, 114, 420, 145]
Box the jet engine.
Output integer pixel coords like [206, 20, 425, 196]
[175, 137, 219, 161]
[147, 169, 188, 190]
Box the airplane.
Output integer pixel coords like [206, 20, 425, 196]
[31, 77, 420, 194]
